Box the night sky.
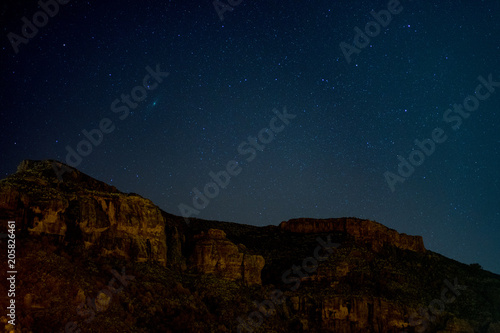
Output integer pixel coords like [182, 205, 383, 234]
[1, 0, 499, 274]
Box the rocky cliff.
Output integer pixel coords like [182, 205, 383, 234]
[190, 229, 265, 285]
[280, 217, 426, 253]
[0, 160, 499, 333]
[283, 295, 408, 332]
[0, 160, 168, 264]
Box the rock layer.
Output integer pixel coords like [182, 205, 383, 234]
[280, 217, 425, 253]
[0, 160, 168, 265]
[1, 160, 498, 333]
[190, 229, 265, 285]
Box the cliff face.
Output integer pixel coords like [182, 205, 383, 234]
[280, 217, 426, 253]
[1, 160, 499, 333]
[283, 296, 408, 332]
[0, 160, 168, 265]
[190, 229, 265, 285]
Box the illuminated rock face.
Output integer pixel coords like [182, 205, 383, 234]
[284, 296, 410, 332]
[0, 160, 168, 265]
[280, 217, 426, 253]
[320, 297, 407, 332]
[1, 160, 499, 333]
[190, 229, 265, 285]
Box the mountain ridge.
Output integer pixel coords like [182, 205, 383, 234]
[1, 159, 499, 332]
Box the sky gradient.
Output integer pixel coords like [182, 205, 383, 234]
[1, 0, 499, 274]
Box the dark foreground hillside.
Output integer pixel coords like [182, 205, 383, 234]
[0, 160, 499, 333]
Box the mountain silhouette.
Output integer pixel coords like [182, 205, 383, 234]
[0, 160, 499, 332]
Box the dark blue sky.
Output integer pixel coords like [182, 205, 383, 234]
[1, 0, 499, 274]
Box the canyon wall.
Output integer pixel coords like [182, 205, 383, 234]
[280, 217, 425, 253]
[0, 160, 168, 265]
[190, 229, 265, 285]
